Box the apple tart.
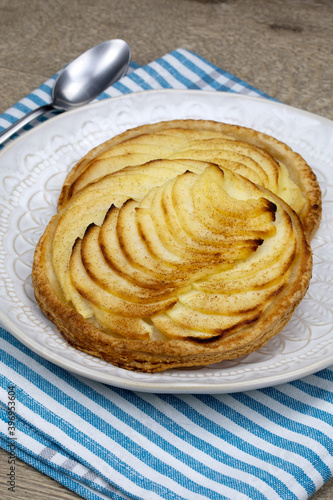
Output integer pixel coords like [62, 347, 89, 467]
[33, 155, 313, 372]
[58, 120, 322, 241]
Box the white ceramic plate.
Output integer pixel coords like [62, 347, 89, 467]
[1, 89, 332, 393]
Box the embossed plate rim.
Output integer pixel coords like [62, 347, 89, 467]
[0, 89, 332, 393]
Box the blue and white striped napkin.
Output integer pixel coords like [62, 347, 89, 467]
[1, 48, 333, 500]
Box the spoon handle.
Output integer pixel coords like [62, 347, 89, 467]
[0, 104, 55, 147]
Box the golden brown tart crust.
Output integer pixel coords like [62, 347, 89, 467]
[32, 130, 315, 372]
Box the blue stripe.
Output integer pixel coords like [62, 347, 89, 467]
[215, 84, 239, 94]
[12, 102, 34, 114]
[0, 346, 227, 500]
[0, 112, 19, 125]
[263, 383, 333, 428]
[111, 80, 134, 95]
[139, 64, 173, 89]
[25, 93, 49, 107]
[232, 391, 331, 484]
[127, 72, 154, 90]
[170, 51, 245, 95]
[129, 61, 141, 70]
[38, 83, 53, 96]
[96, 91, 113, 101]
[0, 352, 240, 500]
[94, 383, 298, 500]
[154, 58, 201, 89]
[313, 368, 333, 383]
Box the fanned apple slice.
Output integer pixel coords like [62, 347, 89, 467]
[81, 223, 181, 302]
[173, 138, 278, 183]
[171, 147, 271, 185]
[52, 179, 149, 305]
[69, 133, 193, 198]
[195, 226, 296, 294]
[90, 306, 151, 339]
[116, 198, 196, 279]
[152, 303, 262, 339]
[155, 173, 259, 254]
[69, 167, 169, 211]
[136, 205, 239, 272]
[69, 238, 177, 317]
[143, 182, 252, 275]
[191, 167, 277, 238]
[151, 313, 221, 340]
[170, 148, 264, 184]
[154, 127, 229, 141]
[97, 131, 190, 158]
[172, 167, 276, 246]
[147, 175, 223, 255]
[178, 277, 288, 315]
[199, 165, 276, 218]
[137, 185, 239, 280]
[71, 154, 153, 197]
[109, 159, 185, 180]
[99, 205, 170, 289]
[116, 198, 224, 282]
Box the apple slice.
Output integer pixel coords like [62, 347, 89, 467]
[99, 205, 169, 289]
[152, 302, 262, 339]
[186, 137, 279, 186]
[194, 214, 296, 293]
[69, 238, 177, 317]
[177, 277, 287, 315]
[90, 305, 151, 339]
[70, 132, 191, 197]
[81, 223, 181, 302]
[116, 198, 220, 282]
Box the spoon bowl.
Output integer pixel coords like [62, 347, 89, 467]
[52, 39, 131, 110]
[0, 39, 131, 146]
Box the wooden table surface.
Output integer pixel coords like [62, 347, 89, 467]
[1, 0, 332, 498]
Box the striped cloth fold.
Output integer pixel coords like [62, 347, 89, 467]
[0, 48, 332, 500]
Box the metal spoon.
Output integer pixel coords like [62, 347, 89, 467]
[0, 39, 131, 146]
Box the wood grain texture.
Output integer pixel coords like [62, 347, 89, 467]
[1, 0, 333, 498]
